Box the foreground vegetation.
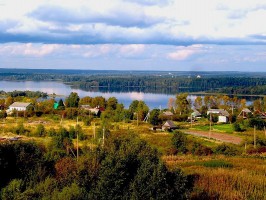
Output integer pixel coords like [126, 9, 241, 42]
[0, 90, 266, 199]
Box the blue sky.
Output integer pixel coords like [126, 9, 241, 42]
[0, 0, 266, 71]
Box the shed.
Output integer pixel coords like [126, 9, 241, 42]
[162, 120, 178, 131]
[238, 108, 252, 119]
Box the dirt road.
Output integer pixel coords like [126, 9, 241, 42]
[184, 130, 243, 144]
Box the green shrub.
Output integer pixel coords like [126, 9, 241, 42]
[172, 131, 187, 154]
[214, 144, 240, 156]
[202, 160, 233, 168]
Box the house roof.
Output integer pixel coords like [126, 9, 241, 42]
[163, 111, 174, 116]
[163, 120, 177, 128]
[242, 108, 252, 113]
[207, 109, 229, 117]
[80, 105, 92, 110]
[9, 102, 31, 108]
[192, 109, 201, 116]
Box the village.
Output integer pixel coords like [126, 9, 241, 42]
[0, 92, 266, 199]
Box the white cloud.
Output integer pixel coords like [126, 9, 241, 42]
[0, 0, 266, 45]
[167, 45, 204, 60]
[0, 43, 60, 56]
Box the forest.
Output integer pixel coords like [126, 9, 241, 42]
[2, 68, 266, 94]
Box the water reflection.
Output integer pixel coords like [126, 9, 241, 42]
[0, 81, 259, 109]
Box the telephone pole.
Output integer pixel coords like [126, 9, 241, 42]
[254, 125, 256, 149]
[76, 116, 79, 162]
[102, 127, 105, 147]
[209, 113, 212, 139]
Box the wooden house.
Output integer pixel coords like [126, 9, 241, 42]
[162, 120, 178, 131]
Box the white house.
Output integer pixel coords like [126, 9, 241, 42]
[7, 102, 32, 113]
[207, 109, 230, 123]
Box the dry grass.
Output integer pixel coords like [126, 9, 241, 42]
[163, 155, 266, 200]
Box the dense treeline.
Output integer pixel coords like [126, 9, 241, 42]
[217, 85, 266, 95]
[2, 69, 266, 94]
[72, 76, 266, 94]
[0, 133, 191, 199]
[0, 90, 48, 98]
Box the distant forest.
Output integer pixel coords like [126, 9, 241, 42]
[1, 68, 266, 95]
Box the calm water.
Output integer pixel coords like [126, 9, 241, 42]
[0, 81, 256, 109]
[0, 81, 177, 109]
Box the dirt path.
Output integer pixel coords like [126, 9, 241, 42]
[184, 130, 243, 144]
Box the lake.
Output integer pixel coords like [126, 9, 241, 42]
[0, 81, 256, 109]
[0, 81, 177, 109]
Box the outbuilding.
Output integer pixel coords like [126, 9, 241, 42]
[8, 102, 32, 113]
[162, 120, 178, 131]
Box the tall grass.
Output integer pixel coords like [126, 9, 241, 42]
[164, 155, 266, 200]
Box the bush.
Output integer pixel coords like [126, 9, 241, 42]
[248, 118, 266, 130]
[191, 142, 213, 156]
[247, 147, 266, 154]
[233, 122, 243, 132]
[172, 131, 187, 154]
[214, 143, 240, 156]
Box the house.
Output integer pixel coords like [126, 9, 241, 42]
[191, 109, 201, 118]
[162, 120, 178, 131]
[207, 109, 230, 123]
[163, 111, 174, 117]
[80, 105, 92, 110]
[88, 108, 100, 116]
[7, 102, 32, 114]
[162, 111, 174, 119]
[238, 108, 252, 119]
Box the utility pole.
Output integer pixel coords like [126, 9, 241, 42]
[94, 122, 96, 139]
[16, 110, 18, 125]
[2, 119, 4, 134]
[76, 116, 79, 162]
[102, 127, 105, 147]
[137, 112, 139, 126]
[254, 125, 256, 149]
[209, 113, 212, 139]
[190, 113, 192, 128]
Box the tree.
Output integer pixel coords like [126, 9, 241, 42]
[175, 93, 190, 115]
[129, 100, 139, 114]
[106, 97, 118, 110]
[57, 99, 65, 110]
[35, 124, 46, 137]
[89, 133, 190, 199]
[65, 92, 80, 108]
[0, 111, 7, 119]
[168, 97, 175, 110]
[55, 157, 77, 186]
[1, 179, 23, 200]
[148, 109, 161, 125]
[136, 101, 149, 121]
[193, 96, 202, 110]
[91, 96, 106, 108]
[172, 131, 187, 153]
[79, 96, 92, 106]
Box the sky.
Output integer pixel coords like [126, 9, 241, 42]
[0, 0, 266, 71]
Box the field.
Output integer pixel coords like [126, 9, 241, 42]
[164, 155, 266, 200]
